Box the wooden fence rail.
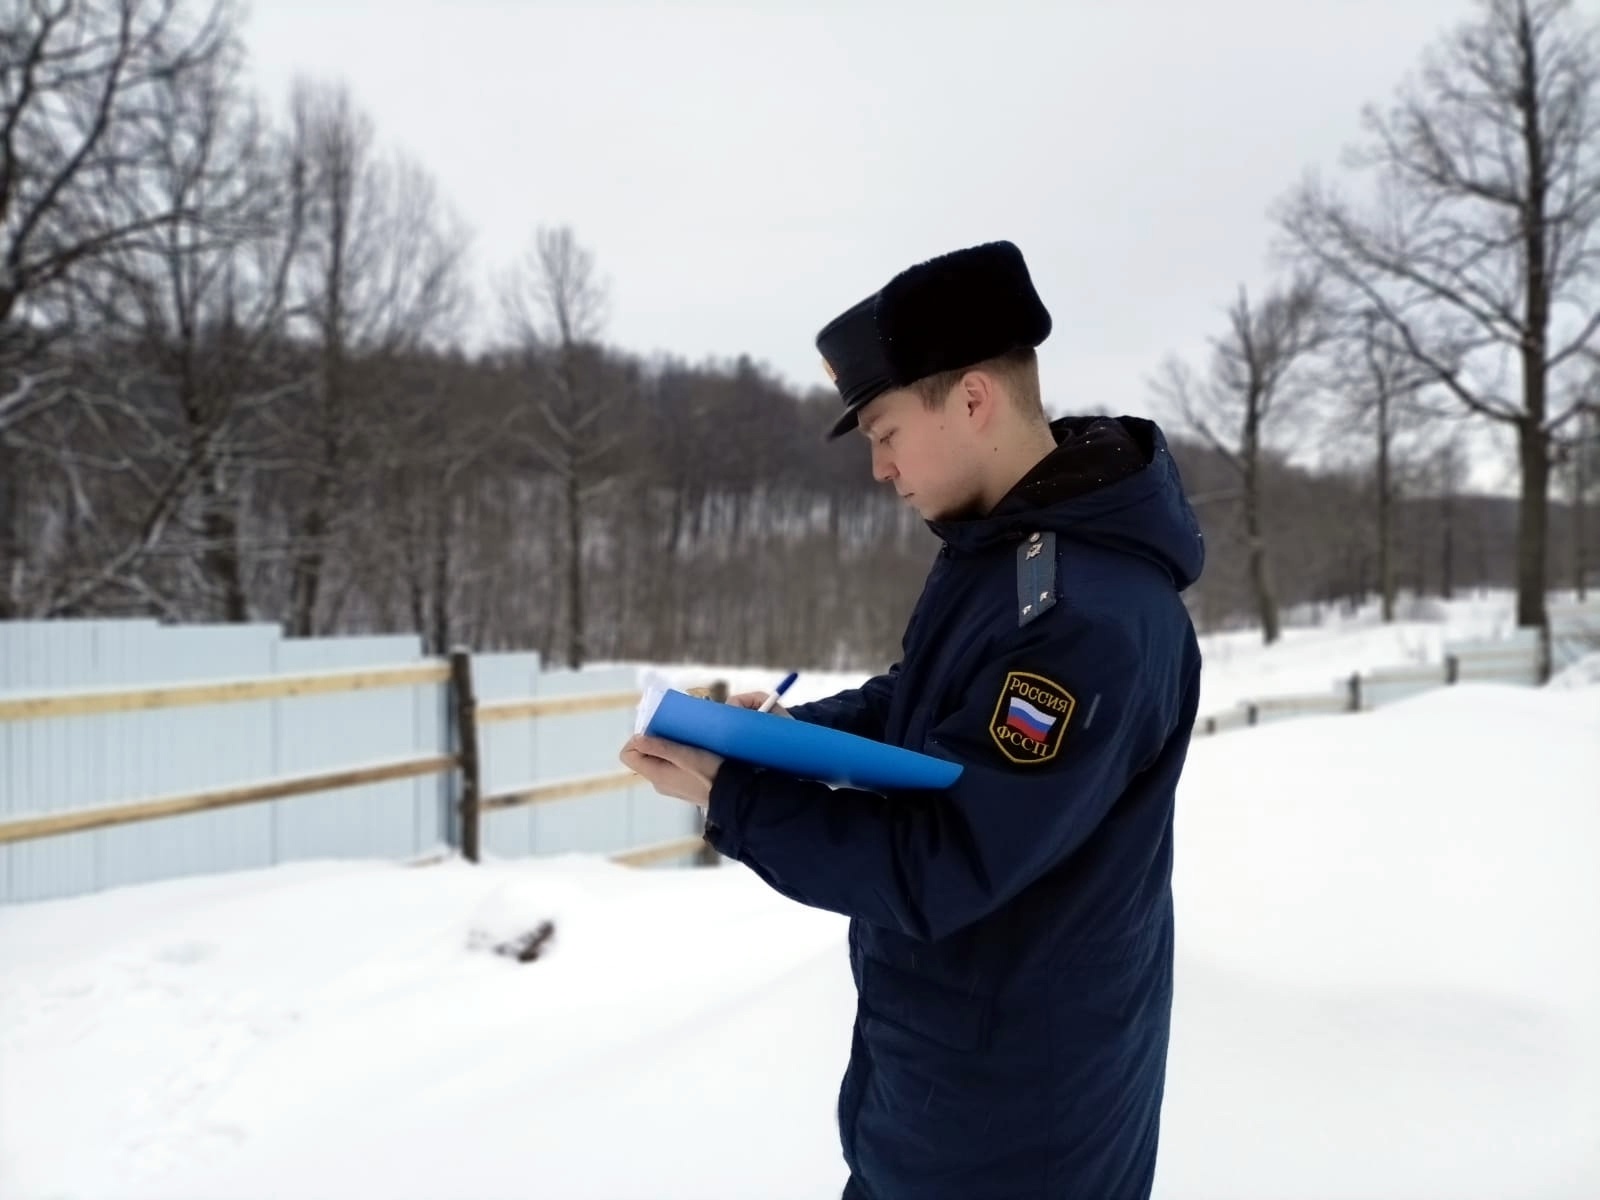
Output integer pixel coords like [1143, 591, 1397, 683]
[0, 647, 722, 872]
[0, 754, 457, 846]
[0, 663, 452, 722]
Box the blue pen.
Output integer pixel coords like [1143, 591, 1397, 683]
[757, 671, 798, 713]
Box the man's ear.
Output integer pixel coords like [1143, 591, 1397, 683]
[960, 369, 999, 429]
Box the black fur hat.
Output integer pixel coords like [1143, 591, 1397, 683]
[815, 240, 1052, 440]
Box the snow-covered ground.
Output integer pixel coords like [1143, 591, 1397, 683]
[1161, 683, 1600, 1199]
[3, 592, 1599, 1199]
[1552, 651, 1600, 689]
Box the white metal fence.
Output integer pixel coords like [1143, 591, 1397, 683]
[5, 601, 1596, 905]
[0, 619, 698, 906]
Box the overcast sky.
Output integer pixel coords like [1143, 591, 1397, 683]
[238, 0, 1599, 486]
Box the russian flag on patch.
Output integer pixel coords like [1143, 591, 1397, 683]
[1005, 696, 1057, 741]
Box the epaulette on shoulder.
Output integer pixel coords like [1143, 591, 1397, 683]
[1016, 531, 1057, 627]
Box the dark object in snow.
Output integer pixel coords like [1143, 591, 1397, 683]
[492, 920, 555, 963]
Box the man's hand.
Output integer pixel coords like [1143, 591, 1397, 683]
[726, 691, 793, 719]
[620, 734, 725, 808]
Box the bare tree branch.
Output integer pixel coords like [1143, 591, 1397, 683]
[1, 0, 236, 326]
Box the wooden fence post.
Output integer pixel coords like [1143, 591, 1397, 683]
[695, 679, 729, 867]
[1445, 654, 1460, 685]
[1347, 672, 1362, 713]
[1246, 702, 1259, 727]
[449, 647, 483, 864]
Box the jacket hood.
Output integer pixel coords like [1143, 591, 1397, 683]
[925, 415, 1205, 590]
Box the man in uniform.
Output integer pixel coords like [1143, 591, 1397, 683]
[622, 240, 1205, 1199]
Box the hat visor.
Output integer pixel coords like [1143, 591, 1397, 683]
[825, 397, 870, 441]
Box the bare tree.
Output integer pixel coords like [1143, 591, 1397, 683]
[0, 0, 234, 615]
[39, 28, 311, 621]
[1411, 429, 1474, 601]
[355, 356, 510, 654]
[1278, 0, 1600, 631]
[1555, 367, 1600, 598]
[1154, 275, 1324, 644]
[281, 79, 467, 636]
[282, 81, 363, 636]
[499, 225, 620, 669]
[1320, 308, 1441, 620]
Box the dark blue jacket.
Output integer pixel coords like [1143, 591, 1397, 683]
[705, 416, 1205, 1199]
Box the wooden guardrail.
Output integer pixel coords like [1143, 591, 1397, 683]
[0, 651, 724, 871]
[1192, 638, 1549, 737]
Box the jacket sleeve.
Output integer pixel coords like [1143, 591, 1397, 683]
[703, 609, 1161, 942]
[784, 663, 900, 740]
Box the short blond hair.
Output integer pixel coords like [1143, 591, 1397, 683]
[910, 347, 1043, 422]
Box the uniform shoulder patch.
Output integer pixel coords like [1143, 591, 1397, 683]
[988, 671, 1076, 764]
[1016, 531, 1057, 627]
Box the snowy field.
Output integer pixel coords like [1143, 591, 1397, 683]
[3, 595, 1599, 1199]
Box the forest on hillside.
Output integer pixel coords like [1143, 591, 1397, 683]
[3, 0, 1597, 669]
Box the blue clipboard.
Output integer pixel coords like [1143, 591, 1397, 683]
[644, 689, 963, 792]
